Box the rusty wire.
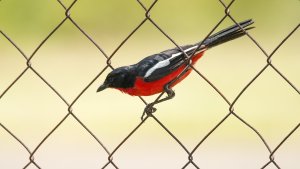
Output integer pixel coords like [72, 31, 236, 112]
[0, 0, 299, 169]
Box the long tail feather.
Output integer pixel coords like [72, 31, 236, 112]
[199, 19, 254, 49]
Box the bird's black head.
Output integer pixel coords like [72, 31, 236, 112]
[97, 66, 136, 92]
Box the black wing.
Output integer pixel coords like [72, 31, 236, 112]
[136, 44, 198, 82]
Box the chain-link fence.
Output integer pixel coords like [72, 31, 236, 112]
[1, 0, 299, 169]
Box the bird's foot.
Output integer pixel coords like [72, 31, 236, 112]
[164, 84, 175, 99]
[140, 85, 174, 121]
[141, 103, 157, 120]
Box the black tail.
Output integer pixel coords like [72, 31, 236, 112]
[200, 19, 254, 49]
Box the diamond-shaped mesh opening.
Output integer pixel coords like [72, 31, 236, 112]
[30, 21, 107, 100]
[193, 116, 270, 169]
[111, 119, 187, 169]
[73, 84, 144, 150]
[155, 74, 228, 147]
[0, 0, 64, 52]
[34, 117, 109, 169]
[70, 0, 145, 53]
[234, 67, 300, 146]
[0, 71, 67, 148]
[198, 36, 267, 100]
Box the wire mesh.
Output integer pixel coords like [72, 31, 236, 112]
[0, 0, 299, 169]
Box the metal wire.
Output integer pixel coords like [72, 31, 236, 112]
[0, 0, 299, 169]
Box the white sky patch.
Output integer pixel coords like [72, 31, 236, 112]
[144, 45, 201, 78]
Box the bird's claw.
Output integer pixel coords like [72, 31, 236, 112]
[164, 85, 175, 99]
[140, 85, 174, 120]
[141, 103, 156, 120]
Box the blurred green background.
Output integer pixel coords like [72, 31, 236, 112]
[1, 0, 300, 169]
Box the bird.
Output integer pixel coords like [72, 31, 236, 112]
[97, 19, 254, 118]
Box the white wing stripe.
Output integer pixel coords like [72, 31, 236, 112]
[144, 59, 170, 78]
[144, 45, 201, 78]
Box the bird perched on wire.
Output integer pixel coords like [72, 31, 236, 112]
[97, 19, 254, 118]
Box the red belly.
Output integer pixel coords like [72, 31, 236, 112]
[117, 51, 204, 96]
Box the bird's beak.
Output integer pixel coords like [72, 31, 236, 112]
[97, 84, 108, 92]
